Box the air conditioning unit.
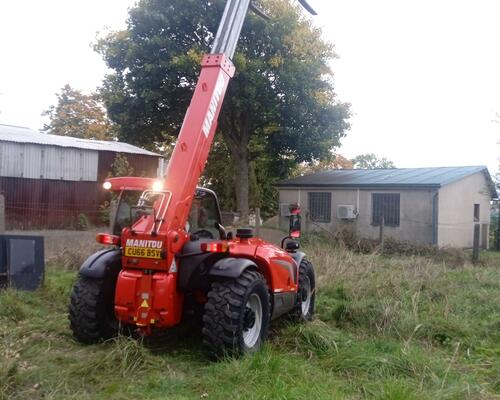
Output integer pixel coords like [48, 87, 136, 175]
[280, 203, 291, 217]
[337, 205, 356, 220]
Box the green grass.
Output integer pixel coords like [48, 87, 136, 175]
[1, 243, 499, 399]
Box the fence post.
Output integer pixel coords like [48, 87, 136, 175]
[472, 223, 480, 264]
[496, 204, 500, 251]
[379, 215, 385, 252]
[0, 194, 5, 233]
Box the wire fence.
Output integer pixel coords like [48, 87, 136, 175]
[3, 202, 105, 230]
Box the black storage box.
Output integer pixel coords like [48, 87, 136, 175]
[0, 235, 44, 290]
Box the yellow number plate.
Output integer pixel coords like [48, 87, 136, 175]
[124, 247, 162, 259]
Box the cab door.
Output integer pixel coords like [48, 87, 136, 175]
[186, 188, 223, 239]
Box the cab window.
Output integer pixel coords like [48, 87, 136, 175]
[187, 189, 221, 239]
[113, 191, 142, 235]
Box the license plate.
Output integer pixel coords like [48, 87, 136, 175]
[124, 247, 162, 259]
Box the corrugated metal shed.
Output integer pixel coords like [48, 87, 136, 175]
[277, 166, 498, 198]
[0, 151, 162, 229]
[0, 124, 163, 228]
[0, 141, 98, 181]
[0, 124, 159, 156]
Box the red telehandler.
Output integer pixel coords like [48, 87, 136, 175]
[69, 0, 317, 356]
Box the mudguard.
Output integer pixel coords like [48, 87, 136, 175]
[79, 248, 122, 279]
[208, 257, 257, 279]
[288, 251, 306, 270]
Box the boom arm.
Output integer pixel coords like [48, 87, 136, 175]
[211, 0, 251, 58]
[158, 0, 252, 239]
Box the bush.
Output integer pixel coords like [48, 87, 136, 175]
[335, 230, 466, 266]
[336, 229, 378, 254]
[99, 201, 111, 226]
[76, 213, 89, 231]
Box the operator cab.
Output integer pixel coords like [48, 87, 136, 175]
[112, 190, 142, 236]
[107, 180, 224, 240]
[186, 188, 223, 239]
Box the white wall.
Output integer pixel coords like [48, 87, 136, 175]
[437, 172, 491, 248]
[279, 187, 436, 245]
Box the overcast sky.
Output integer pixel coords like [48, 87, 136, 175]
[0, 0, 499, 173]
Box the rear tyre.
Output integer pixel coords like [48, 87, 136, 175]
[290, 259, 316, 321]
[202, 269, 270, 357]
[69, 274, 122, 344]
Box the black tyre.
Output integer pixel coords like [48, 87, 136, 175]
[69, 274, 122, 344]
[202, 269, 270, 357]
[290, 259, 316, 321]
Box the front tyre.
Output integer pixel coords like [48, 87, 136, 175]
[202, 269, 270, 357]
[290, 259, 316, 321]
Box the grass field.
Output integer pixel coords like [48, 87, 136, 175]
[1, 237, 499, 399]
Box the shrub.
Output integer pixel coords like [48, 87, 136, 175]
[99, 201, 111, 226]
[335, 230, 466, 266]
[76, 213, 89, 231]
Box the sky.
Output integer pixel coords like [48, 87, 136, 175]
[0, 0, 499, 173]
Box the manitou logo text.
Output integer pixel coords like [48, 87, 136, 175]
[125, 239, 163, 249]
[202, 73, 226, 137]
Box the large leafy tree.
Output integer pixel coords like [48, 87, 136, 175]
[42, 84, 116, 140]
[291, 154, 353, 177]
[96, 0, 350, 218]
[351, 153, 396, 169]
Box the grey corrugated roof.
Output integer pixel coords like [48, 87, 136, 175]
[0, 124, 160, 157]
[277, 166, 497, 198]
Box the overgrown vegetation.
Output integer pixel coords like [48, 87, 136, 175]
[1, 239, 499, 399]
[75, 214, 90, 231]
[305, 229, 468, 267]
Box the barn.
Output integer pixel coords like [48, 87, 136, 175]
[0, 124, 163, 229]
[277, 166, 498, 249]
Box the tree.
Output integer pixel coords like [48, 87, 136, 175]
[109, 153, 134, 177]
[291, 154, 353, 177]
[96, 0, 350, 218]
[351, 153, 396, 169]
[42, 84, 116, 140]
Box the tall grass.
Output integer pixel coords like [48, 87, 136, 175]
[0, 236, 499, 399]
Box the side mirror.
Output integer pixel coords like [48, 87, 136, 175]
[214, 222, 227, 240]
[289, 214, 301, 238]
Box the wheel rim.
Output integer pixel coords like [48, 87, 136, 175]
[243, 293, 263, 348]
[301, 276, 312, 316]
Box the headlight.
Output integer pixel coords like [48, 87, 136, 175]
[102, 181, 112, 190]
[152, 180, 164, 192]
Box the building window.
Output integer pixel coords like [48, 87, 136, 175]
[308, 192, 331, 223]
[372, 193, 400, 227]
[473, 204, 480, 222]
